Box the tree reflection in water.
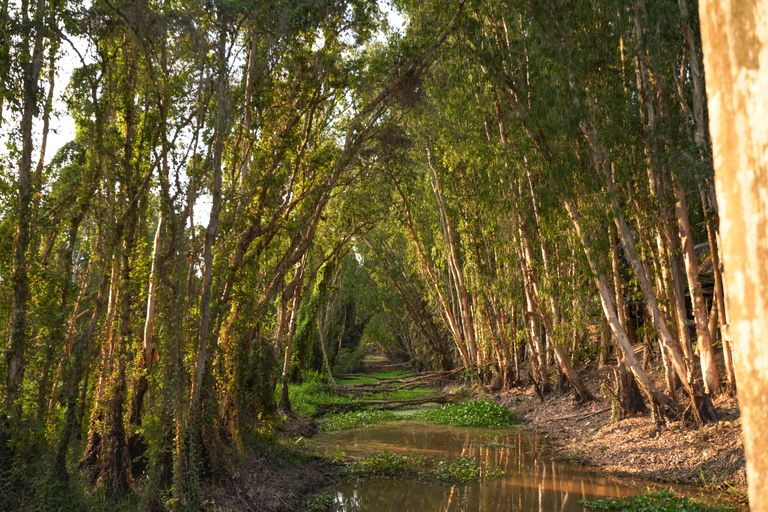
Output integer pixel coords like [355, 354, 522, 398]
[318, 421, 653, 512]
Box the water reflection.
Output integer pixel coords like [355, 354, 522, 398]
[316, 421, 642, 512]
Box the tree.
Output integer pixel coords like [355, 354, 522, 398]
[698, 0, 768, 506]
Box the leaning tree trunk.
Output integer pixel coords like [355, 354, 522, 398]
[673, 179, 720, 395]
[604, 169, 715, 423]
[565, 199, 677, 419]
[698, 1, 768, 506]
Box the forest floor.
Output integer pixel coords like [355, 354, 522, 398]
[492, 357, 748, 507]
[206, 414, 334, 512]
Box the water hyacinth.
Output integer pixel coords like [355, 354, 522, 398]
[411, 400, 520, 428]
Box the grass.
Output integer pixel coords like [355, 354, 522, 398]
[580, 490, 738, 512]
[287, 374, 519, 434]
[342, 452, 505, 484]
[411, 399, 521, 428]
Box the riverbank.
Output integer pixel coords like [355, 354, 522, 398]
[492, 361, 748, 506]
[215, 361, 747, 511]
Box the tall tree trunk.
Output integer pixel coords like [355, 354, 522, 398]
[700, 183, 736, 393]
[427, 150, 478, 364]
[127, 214, 164, 475]
[604, 169, 715, 423]
[393, 180, 472, 368]
[185, 15, 228, 508]
[189, 16, 227, 417]
[698, 2, 768, 505]
[56, 237, 110, 481]
[4, 0, 47, 412]
[673, 180, 720, 395]
[279, 254, 309, 412]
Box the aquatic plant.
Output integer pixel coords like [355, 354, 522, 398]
[318, 410, 400, 431]
[412, 399, 520, 428]
[428, 456, 505, 483]
[580, 490, 738, 512]
[304, 491, 335, 511]
[342, 453, 504, 484]
[343, 453, 423, 477]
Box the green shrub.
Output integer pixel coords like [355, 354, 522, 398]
[412, 400, 520, 428]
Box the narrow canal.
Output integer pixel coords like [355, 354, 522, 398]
[315, 420, 688, 512]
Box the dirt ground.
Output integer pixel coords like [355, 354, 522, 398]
[206, 439, 335, 512]
[494, 358, 748, 507]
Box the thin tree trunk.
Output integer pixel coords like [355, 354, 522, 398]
[673, 180, 720, 395]
[427, 149, 478, 364]
[279, 254, 309, 412]
[393, 180, 472, 368]
[605, 170, 706, 414]
[189, 18, 227, 416]
[700, 183, 736, 393]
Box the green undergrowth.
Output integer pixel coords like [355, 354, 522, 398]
[411, 399, 521, 428]
[342, 452, 505, 483]
[581, 491, 738, 512]
[287, 378, 358, 417]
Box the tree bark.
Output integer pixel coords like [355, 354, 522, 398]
[698, 1, 768, 505]
[673, 180, 720, 395]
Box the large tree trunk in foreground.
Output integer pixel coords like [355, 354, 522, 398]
[699, 1, 768, 506]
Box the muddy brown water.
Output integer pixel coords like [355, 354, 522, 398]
[315, 420, 681, 512]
